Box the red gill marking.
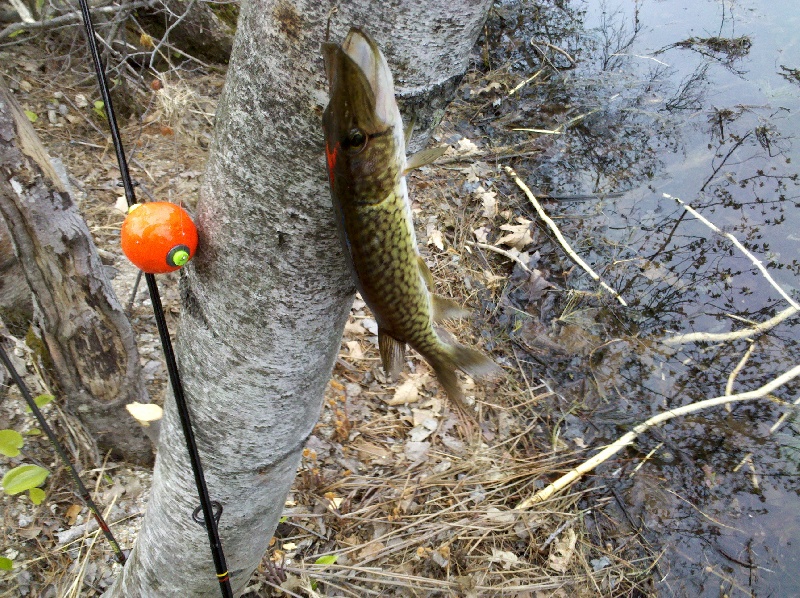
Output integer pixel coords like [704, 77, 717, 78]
[325, 141, 339, 187]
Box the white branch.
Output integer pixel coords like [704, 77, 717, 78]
[515, 363, 800, 509]
[668, 193, 800, 311]
[505, 166, 628, 306]
[662, 305, 798, 346]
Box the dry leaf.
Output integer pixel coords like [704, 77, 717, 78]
[359, 541, 385, 559]
[66, 504, 83, 525]
[344, 319, 366, 335]
[428, 229, 445, 251]
[404, 440, 430, 462]
[126, 402, 163, 425]
[457, 138, 479, 154]
[548, 528, 577, 572]
[476, 186, 498, 218]
[345, 340, 364, 359]
[473, 226, 491, 244]
[352, 439, 391, 462]
[495, 219, 533, 250]
[387, 378, 421, 405]
[489, 547, 522, 569]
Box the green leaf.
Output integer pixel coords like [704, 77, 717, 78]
[314, 554, 338, 566]
[25, 429, 42, 436]
[92, 100, 107, 121]
[24, 110, 38, 123]
[0, 556, 12, 570]
[0, 429, 24, 457]
[25, 394, 55, 413]
[2, 464, 49, 495]
[28, 487, 46, 505]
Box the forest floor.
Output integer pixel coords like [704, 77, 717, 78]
[0, 15, 659, 598]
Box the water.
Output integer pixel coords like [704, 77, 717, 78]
[481, 1, 800, 594]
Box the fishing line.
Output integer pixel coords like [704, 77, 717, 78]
[0, 342, 127, 564]
[76, 1, 232, 595]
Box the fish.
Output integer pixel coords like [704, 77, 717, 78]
[321, 28, 499, 409]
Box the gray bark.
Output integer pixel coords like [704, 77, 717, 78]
[0, 214, 33, 334]
[105, 0, 491, 595]
[0, 79, 152, 464]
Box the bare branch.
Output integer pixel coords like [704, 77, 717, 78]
[662, 306, 798, 346]
[667, 193, 800, 310]
[505, 166, 628, 306]
[516, 363, 800, 509]
[0, 1, 155, 41]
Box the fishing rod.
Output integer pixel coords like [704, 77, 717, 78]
[75, 1, 232, 595]
[0, 341, 126, 564]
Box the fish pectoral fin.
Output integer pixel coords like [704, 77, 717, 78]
[378, 328, 406, 380]
[404, 146, 448, 173]
[416, 255, 435, 289]
[431, 294, 471, 322]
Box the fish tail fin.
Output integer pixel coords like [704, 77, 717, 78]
[427, 338, 500, 411]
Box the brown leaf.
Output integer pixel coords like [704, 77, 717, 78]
[66, 504, 83, 525]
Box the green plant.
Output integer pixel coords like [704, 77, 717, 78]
[1, 425, 50, 504]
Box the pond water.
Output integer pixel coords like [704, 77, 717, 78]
[482, 0, 799, 595]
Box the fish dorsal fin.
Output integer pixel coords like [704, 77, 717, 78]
[378, 328, 406, 380]
[404, 145, 448, 174]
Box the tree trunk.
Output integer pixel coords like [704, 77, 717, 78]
[0, 78, 152, 465]
[105, 0, 491, 595]
[0, 214, 32, 335]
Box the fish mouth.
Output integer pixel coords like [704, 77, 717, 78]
[323, 28, 399, 131]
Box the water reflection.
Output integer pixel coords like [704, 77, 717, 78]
[476, 0, 799, 595]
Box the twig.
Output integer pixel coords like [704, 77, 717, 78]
[8, 0, 34, 23]
[465, 240, 532, 274]
[515, 363, 800, 509]
[148, 0, 197, 69]
[505, 166, 628, 306]
[0, 1, 155, 40]
[768, 394, 800, 434]
[508, 68, 545, 95]
[662, 306, 798, 345]
[725, 342, 755, 396]
[667, 193, 800, 310]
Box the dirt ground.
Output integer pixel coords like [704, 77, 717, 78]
[0, 15, 657, 598]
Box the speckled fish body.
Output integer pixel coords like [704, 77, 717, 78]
[322, 28, 497, 406]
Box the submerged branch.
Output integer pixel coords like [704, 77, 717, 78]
[667, 194, 799, 311]
[662, 306, 798, 346]
[515, 363, 800, 509]
[505, 166, 628, 306]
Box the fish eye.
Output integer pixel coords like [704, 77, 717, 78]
[346, 128, 368, 153]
